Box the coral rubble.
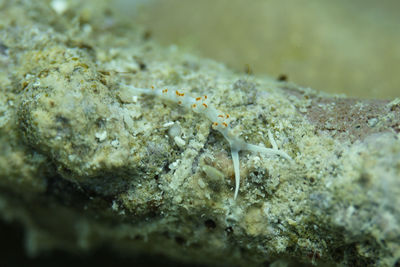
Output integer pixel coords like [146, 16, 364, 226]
[0, 1, 399, 266]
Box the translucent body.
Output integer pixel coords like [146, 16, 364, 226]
[123, 85, 292, 199]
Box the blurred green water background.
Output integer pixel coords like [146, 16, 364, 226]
[133, 0, 400, 99]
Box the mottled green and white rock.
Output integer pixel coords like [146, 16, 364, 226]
[0, 1, 399, 266]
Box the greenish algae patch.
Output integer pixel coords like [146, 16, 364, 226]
[0, 1, 399, 266]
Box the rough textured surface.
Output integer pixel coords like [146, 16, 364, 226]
[1, 1, 400, 266]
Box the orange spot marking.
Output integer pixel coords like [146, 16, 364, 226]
[222, 122, 228, 127]
[226, 114, 230, 118]
[218, 115, 224, 118]
[196, 97, 201, 101]
[204, 95, 207, 99]
[213, 122, 219, 127]
[192, 104, 197, 108]
[202, 103, 208, 108]
[178, 101, 182, 105]
[151, 85, 154, 89]
[175, 90, 184, 97]
[162, 89, 168, 93]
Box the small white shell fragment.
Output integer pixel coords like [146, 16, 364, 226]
[95, 131, 107, 142]
[169, 159, 180, 170]
[174, 136, 186, 148]
[111, 200, 119, 211]
[123, 114, 134, 129]
[174, 195, 182, 203]
[111, 139, 120, 147]
[168, 123, 181, 138]
[198, 178, 206, 189]
[118, 89, 139, 104]
[51, 0, 68, 14]
[163, 121, 174, 128]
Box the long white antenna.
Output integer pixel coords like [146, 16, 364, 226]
[122, 84, 292, 199]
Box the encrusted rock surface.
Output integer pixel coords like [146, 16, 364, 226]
[0, 1, 399, 266]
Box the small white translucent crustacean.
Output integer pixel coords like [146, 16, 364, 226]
[122, 84, 292, 199]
